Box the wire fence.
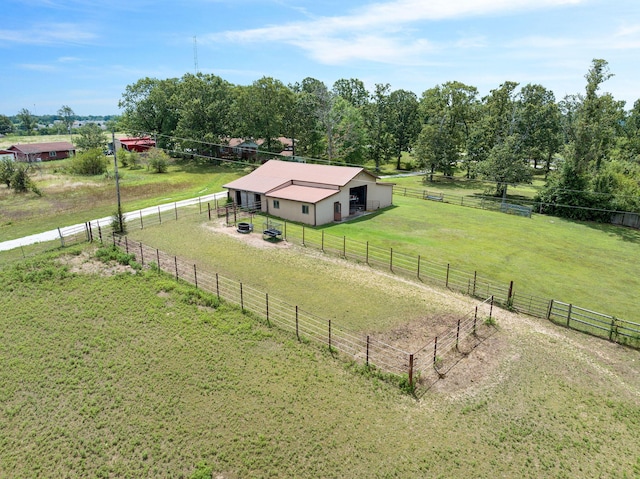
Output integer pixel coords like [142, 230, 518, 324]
[3, 190, 638, 353]
[392, 185, 640, 228]
[111, 234, 495, 391]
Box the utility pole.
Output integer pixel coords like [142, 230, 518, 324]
[193, 36, 199, 74]
[112, 131, 123, 233]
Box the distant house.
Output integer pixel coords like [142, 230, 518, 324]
[116, 137, 156, 153]
[7, 142, 76, 162]
[223, 159, 394, 226]
[219, 137, 294, 160]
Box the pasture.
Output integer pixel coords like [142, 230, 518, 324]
[1, 245, 639, 478]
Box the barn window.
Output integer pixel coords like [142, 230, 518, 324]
[302, 205, 309, 215]
[273, 200, 280, 209]
[49, 151, 57, 157]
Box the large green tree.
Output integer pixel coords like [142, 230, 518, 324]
[17, 108, 36, 134]
[173, 73, 234, 157]
[119, 77, 180, 148]
[0, 115, 14, 135]
[516, 84, 562, 176]
[388, 89, 420, 169]
[57, 105, 75, 135]
[417, 81, 480, 178]
[74, 123, 107, 151]
[364, 83, 394, 171]
[232, 77, 294, 153]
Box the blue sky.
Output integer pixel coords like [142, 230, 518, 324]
[1, 0, 638, 116]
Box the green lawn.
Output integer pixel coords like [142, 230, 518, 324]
[326, 196, 639, 320]
[1, 246, 639, 478]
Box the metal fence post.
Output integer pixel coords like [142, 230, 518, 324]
[58, 227, 65, 247]
[140, 242, 144, 266]
[158, 206, 162, 224]
[366, 335, 370, 366]
[328, 320, 332, 351]
[193, 264, 198, 289]
[455, 319, 461, 351]
[408, 354, 414, 388]
[140, 210, 143, 229]
[266, 293, 270, 326]
[547, 299, 554, 320]
[174, 202, 178, 221]
[216, 273, 220, 299]
[174, 256, 178, 280]
[417, 255, 421, 279]
[295, 306, 299, 340]
[156, 248, 160, 269]
[433, 337, 438, 366]
[390, 247, 393, 272]
[240, 282, 244, 312]
[566, 303, 572, 327]
[446, 263, 450, 288]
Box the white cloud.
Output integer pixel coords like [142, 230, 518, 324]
[208, 0, 586, 66]
[17, 63, 58, 72]
[0, 23, 97, 45]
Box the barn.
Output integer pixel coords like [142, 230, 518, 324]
[116, 137, 156, 153]
[223, 160, 393, 226]
[7, 142, 76, 162]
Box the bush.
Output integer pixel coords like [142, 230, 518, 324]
[144, 147, 170, 173]
[69, 148, 108, 175]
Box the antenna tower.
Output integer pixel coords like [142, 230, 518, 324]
[193, 36, 199, 74]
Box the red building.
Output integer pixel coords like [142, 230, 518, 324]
[7, 142, 76, 162]
[116, 137, 156, 153]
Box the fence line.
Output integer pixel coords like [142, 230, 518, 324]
[112, 234, 493, 390]
[3, 191, 638, 351]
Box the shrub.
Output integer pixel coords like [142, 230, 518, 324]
[144, 147, 170, 173]
[69, 148, 108, 175]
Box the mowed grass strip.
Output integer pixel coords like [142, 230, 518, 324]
[1, 246, 639, 478]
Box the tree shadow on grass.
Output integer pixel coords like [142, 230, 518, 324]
[582, 220, 640, 243]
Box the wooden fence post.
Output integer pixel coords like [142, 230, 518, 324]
[174, 202, 178, 221]
[507, 281, 514, 307]
[140, 210, 143, 229]
[566, 303, 572, 327]
[417, 255, 421, 279]
[174, 256, 178, 280]
[158, 206, 162, 224]
[140, 242, 144, 266]
[490, 295, 494, 320]
[547, 299, 554, 320]
[208, 202, 211, 220]
[608, 317, 617, 341]
[446, 263, 450, 288]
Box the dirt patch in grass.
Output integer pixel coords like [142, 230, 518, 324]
[58, 249, 137, 276]
[205, 218, 293, 250]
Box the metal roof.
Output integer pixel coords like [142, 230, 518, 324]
[223, 159, 371, 196]
[9, 141, 75, 154]
[266, 184, 339, 203]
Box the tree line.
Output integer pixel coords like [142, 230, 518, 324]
[117, 59, 639, 219]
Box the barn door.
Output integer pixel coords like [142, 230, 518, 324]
[334, 201, 341, 221]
